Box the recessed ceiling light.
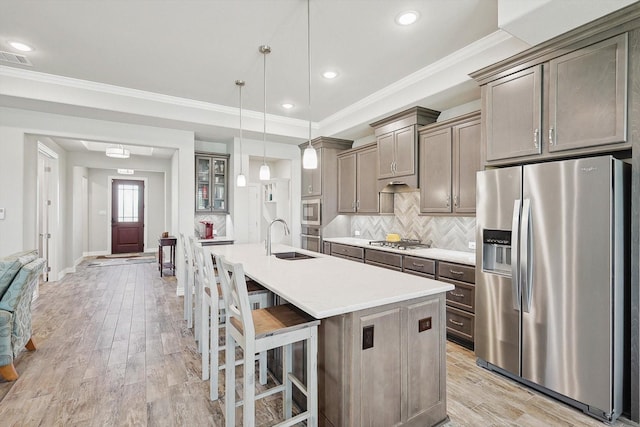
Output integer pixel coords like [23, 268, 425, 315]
[282, 103, 294, 109]
[322, 70, 338, 79]
[396, 11, 419, 26]
[9, 41, 33, 52]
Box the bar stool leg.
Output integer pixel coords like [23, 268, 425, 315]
[210, 302, 219, 401]
[283, 343, 293, 419]
[307, 329, 319, 427]
[201, 297, 210, 380]
[225, 329, 236, 427]
[243, 340, 256, 427]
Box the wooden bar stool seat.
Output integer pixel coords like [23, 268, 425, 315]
[215, 254, 319, 427]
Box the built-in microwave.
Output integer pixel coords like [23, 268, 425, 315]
[301, 198, 321, 226]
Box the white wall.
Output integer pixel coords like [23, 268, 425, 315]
[0, 107, 194, 294]
[87, 169, 165, 254]
[232, 137, 301, 245]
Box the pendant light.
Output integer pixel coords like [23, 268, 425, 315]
[259, 45, 271, 181]
[302, 0, 318, 169]
[235, 80, 247, 187]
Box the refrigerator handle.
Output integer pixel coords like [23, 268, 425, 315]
[511, 200, 521, 311]
[521, 199, 533, 313]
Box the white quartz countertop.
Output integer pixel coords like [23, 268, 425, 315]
[206, 243, 454, 319]
[324, 237, 476, 266]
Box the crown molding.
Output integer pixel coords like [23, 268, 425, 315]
[319, 30, 519, 128]
[0, 65, 313, 130]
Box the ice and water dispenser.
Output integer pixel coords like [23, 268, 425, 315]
[482, 229, 512, 275]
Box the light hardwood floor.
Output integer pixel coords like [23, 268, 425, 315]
[0, 260, 637, 426]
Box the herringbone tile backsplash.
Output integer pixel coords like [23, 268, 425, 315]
[350, 191, 476, 253]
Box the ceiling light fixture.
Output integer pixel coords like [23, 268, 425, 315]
[9, 41, 33, 52]
[259, 45, 271, 181]
[282, 103, 294, 109]
[235, 80, 247, 187]
[396, 11, 419, 26]
[302, 0, 318, 170]
[105, 144, 130, 159]
[322, 70, 338, 79]
[117, 169, 134, 175]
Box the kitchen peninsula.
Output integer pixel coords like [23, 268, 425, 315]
[206, 243, 454, 427]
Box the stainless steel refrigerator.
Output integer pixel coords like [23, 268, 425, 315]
[475, 155, 629, 422]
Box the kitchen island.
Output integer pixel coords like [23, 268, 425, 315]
[206, 243, 454, 427]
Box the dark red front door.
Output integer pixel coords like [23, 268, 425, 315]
[111, 179, 144, 254]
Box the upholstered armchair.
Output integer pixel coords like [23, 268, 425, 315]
[0, 250, 44, 381]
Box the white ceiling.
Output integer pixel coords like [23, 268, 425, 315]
[0, 0, 637, 147]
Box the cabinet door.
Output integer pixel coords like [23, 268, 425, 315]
[302, 148, 322, 196]
[359, 308, 401, 427]
[420, 128, 452, 213]
[377, 132, 395, 179]
[338, 153, 357, 213]
[195, 156, 212, 211]
[549, 34, 627, 152]
[211, 157, 227, 212]
[485, 65, 542, 161]
[356, 147, 379, 213]
[406, 298, 443, 421]
[393, 126, 415, 177]
[454, 119, 481, 214]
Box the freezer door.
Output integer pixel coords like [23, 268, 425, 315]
[475, 166, 522, 376]
[521, 157, 615, 413]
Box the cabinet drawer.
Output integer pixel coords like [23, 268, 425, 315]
[365, 249, 402, 269]
[331, 243, 364, 260]
[403, 256, 435, 276]
[438, 262, 475, 284]
[444, 281, 475, 313]
[446, 306, 474, 342]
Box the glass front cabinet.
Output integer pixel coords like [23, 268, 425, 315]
[195, 153, 229, 213]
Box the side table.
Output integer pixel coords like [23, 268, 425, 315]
[158, 236, 177, 277]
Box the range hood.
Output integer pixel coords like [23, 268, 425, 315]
[377, 174, 418, 193]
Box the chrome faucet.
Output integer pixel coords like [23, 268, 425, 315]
[266, 218, 290, 255]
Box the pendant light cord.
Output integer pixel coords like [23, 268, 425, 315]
[263, 47, 267, 165]
[307, 0, 312, 147]
[238, 81, 244, 175]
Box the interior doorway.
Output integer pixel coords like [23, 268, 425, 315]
[37, 143, 59, 282]
[111, 179, 145, 254]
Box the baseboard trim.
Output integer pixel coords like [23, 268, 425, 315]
[83, 250, 109, 257]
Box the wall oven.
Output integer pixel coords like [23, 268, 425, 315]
[301, 226, 321, 253]
[301, 198, 321, 226]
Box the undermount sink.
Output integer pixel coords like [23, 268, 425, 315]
[273, 251, 315, 260]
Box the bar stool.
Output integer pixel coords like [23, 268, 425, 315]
[194, 246, 270, 401]
[215, 254, 320, 427]
[188, 235, 204, 349]
[179, 233, 195, 329]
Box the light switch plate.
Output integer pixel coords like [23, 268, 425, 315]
[0, 208, 5, 220]
[468, 241, 476, 250]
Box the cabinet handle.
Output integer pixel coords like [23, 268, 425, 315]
[308, 184, 312, 193]
[412, 262, 424, 268]
[449, 318, 464, 327]
[445, 195, 450, 207]
[449, 269, 464, 276]
[453, 195, 458, 208]
[548, 127, 555, 146]
[533, 128, 539, 148]
[356, 200, 360, 210]
[449, 290, 465, 298]
[352, 201, 356, 212]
